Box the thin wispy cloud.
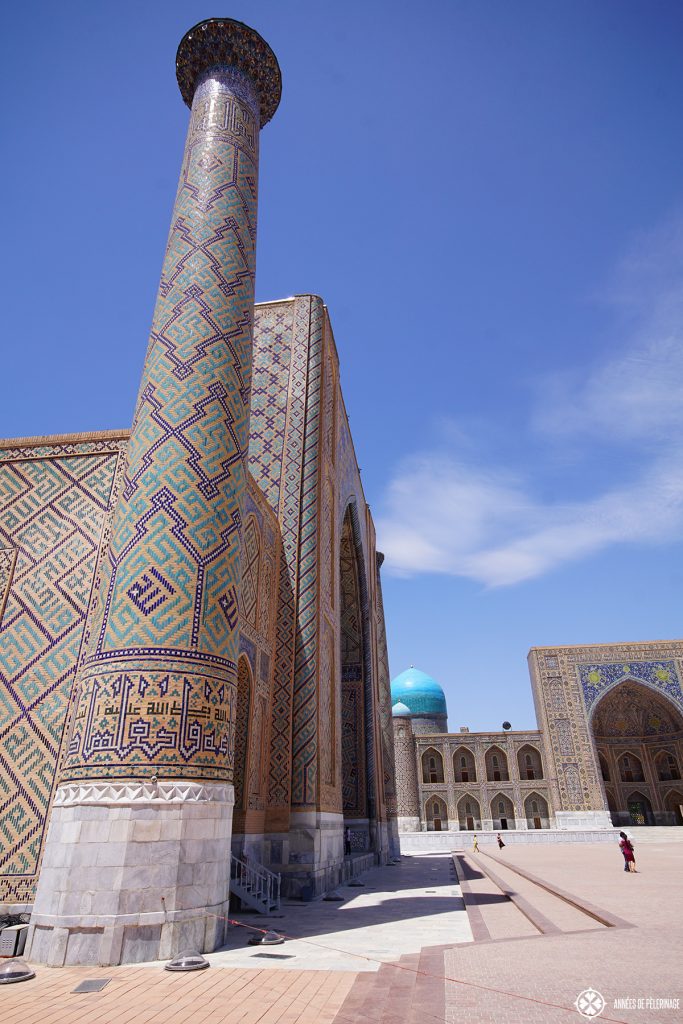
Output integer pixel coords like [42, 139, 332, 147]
[535, 215, 683, 443]
[377, 214, 683, 586]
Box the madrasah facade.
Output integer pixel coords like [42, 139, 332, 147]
[391, 651, 683, 836]
[1, 17, 682, 971]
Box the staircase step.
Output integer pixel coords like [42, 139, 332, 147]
[407, 946, 447, 1024]
[380, 954, 419, 1024]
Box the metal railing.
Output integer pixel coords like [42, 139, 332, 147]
[230, 852, 281, 913]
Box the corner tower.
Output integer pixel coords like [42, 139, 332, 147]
[28, 18, 281, 967]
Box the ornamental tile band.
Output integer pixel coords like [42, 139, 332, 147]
[578, 660, 683, 715]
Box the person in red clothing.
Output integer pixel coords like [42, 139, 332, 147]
[619, 831, 636, 872]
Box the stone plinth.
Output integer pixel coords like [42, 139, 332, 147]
[28, 782, 233, 966]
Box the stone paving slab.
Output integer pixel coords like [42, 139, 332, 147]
[6, 841, 682, 1023]
[444, 841, 683, 1023]
[194, 854, 472, 973]
[1, 964, 356, 1024]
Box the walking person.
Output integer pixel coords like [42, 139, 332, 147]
[344, 827, 352, 856]
[472, 833, 479, 853]
[619, 831, 636, 872]
[497, 832, 505, 850]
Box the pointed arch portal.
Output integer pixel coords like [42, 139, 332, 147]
[592, 680, 683, 826]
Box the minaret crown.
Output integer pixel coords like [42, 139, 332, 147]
[176, 17, 282, 126]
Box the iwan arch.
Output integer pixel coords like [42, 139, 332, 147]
[392, 642, 683, 834]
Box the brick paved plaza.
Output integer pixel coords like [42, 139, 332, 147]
[2, 839, 681, 1023]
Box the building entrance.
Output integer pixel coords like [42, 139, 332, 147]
[592, 681, 683, 826]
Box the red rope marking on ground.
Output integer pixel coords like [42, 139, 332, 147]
[217, 914, 629, 1023]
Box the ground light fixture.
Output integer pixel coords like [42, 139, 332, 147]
[0, 958, 36, 984]
[248, 931, 285, 946]
[164, 950, 210, 972]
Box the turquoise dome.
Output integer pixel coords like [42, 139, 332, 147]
[390, 667, 447, 717]
[391, 701, 412, 717]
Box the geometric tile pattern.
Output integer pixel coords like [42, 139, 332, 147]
[249, 303, 294, 507]
[341, 681, 363, 815]
[241, 516, 260, 626]
[0, 441, 123, 902]
[578, 660, 683, 715]
[291, 297, 324, 807]
[591, 681, 683, 736]
[340, 510, 366, 817]
[62, 71, 263, 783]
[259, 299, 308, 813]
[375, 555, 398, 818]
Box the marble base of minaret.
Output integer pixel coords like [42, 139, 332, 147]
[27, 782, 233, 966]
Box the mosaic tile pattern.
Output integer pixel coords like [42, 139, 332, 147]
[579, 660, 683, 715]
[259, 300, 306, 815]
[340, 510, 366, 818]
[0, 440, 124, 903]
[62, 67, 263, 783]
[249, 304, 294, 508]
[291, 297, 324, 807]
[592, 682, 683, 736]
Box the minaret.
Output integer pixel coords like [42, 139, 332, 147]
[28, 18, 281, 967]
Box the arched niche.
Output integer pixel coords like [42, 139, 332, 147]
[591, 680, 683, 826]
[490, 792, 515, 830]
[453, 746, 476, 783]
[663, 789, 683, 825]
[485, 745, 509, 783]
[456, 794, 481, 830]
[425, 795, 448, 832]
[517, 744, 543, 781]
[422, 747, 445, 784]
[625, 790, 654, 826]
[523, 792, 549, 829]
[654, 750, 681, 781]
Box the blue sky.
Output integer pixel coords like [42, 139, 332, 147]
[3, 1, 683, 730]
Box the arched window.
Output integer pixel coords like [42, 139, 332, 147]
[618, 752, 644, 783]
[656, 752, 681, 781]
[524, 792, 549, 829]
[422, 748, 444, 784]
[453, 747, 476, 783]
[517, 744, 543, 780]
[486, 747, 509, 782]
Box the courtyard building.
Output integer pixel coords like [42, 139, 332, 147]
[393, 644, 683, 832]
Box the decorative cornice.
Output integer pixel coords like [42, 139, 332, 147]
[53, 780, 234, 807]
[176, 18, 281, 126]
